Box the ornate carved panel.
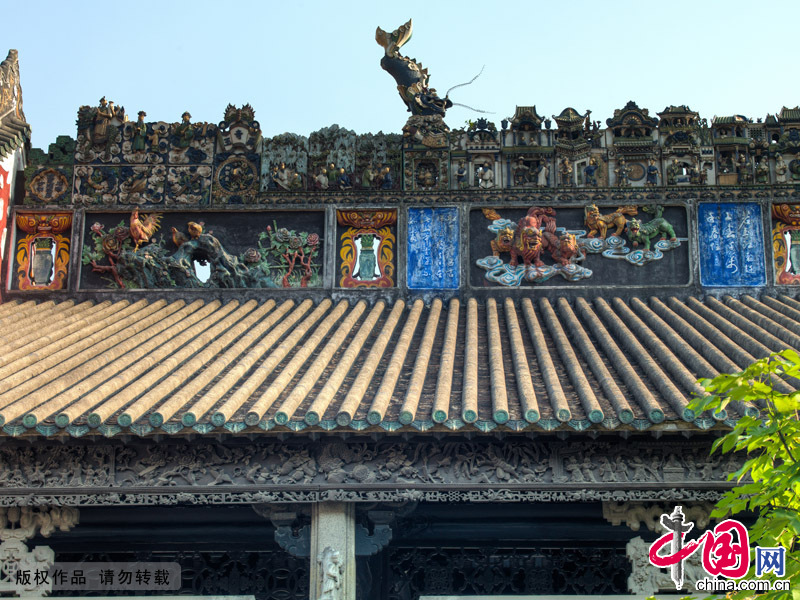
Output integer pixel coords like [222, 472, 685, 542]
[337, 210, 396, 287]
[771, 203, 800, 284]
[13, 212, 72, 290]
[53, 549, 309, 600]
[471, 204, 690, 287]
[0, 438, 740, 507]
[387, 546, 629, 599]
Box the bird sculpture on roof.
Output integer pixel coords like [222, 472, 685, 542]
[187, 221, 204, 239]
[171, 227, 188, 248]
[129, 208, 162, 252]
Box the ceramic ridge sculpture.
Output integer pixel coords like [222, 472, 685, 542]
[376, 19, 452, 117]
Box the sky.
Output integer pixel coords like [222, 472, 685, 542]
[5, 0, 800, 150]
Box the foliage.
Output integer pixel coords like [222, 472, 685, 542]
[258, 221, 321, 288]
[689, 349, 800, 600]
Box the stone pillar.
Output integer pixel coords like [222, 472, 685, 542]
[309, 502, 355, 600]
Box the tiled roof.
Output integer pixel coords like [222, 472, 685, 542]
[0, 293, 796, 439]
[712, 115, 748, 125]
[613, 138, 656, 146]
[779, 107, 800, 122]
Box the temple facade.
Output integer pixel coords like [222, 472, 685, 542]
[0, 21, 798, 600]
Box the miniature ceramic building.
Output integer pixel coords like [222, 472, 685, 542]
[1, 24, 800, 599]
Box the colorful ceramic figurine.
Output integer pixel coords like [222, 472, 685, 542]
[755, 158, 770, 184]
[584, 158, 599, 186]
[626, 205, 677, 250]
[584, 205, 638, 239]
[174, 111, 195, 148]
[132, 111, 147, 152]
[775, 154, 788, 184]
[645, 159, 659, 186]
[559, 158, 572, 187]
[376, 19, 452, 116]
[615, 158, 631, 187]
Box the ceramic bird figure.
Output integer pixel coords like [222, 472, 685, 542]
[187, 221, 204, 239]
[129, 208, 162, 252]
[171, 227, 188, 248]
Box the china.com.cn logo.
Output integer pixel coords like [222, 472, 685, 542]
[648, 506, 788, 592]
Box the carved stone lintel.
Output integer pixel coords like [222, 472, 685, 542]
[1, 488, 726, 508]
[602, 501, 716, 532]
[0, 506, 79, 541]
[0, 439, 737, 510]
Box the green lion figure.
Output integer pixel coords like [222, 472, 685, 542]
[626, 205, 677, 251]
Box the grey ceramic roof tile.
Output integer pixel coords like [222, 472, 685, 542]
[0, 293, 795, 438]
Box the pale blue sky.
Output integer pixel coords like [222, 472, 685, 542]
[6, 0, 800, 149]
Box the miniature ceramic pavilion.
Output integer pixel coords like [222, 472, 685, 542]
[1, 20, 800, 599]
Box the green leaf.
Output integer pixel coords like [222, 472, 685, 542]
[774, 394, 800, 413]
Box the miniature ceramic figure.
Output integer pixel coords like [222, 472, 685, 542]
[456, 161, 468, 189]
[645, 159, 659, 187]
[615, 158, 630, 187]
[584, 157, 599, 186]
[755, 158, 770, 184]
[132, 111, 147, 152]
[174, 112, 195, 148]
[559, 158, 572, 187]
[775, 154, 788, 184]
[479, 162, 494, 189]
[537, 161, 550, 187]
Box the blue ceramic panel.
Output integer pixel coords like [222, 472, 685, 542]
[407, 207, 459, 289]
[698, 203, 765, 287]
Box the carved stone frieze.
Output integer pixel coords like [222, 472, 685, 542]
[34, 184, 772, 207]
[0, 438, 738, 506]
[602, 501, 716, 532]
[0, 506, 79, 541]
[0, 488, 726, 507]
